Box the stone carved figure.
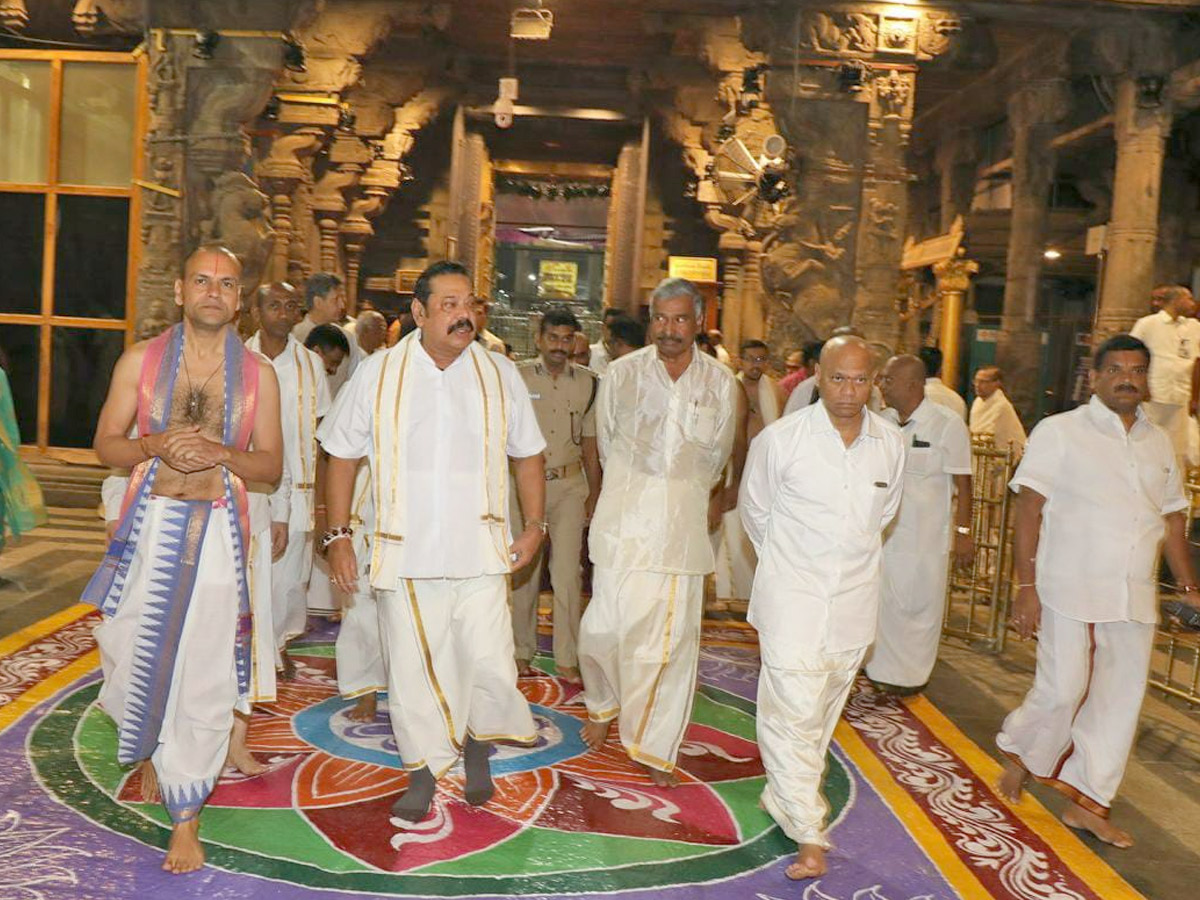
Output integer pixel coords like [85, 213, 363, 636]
[917, 14, 963, 59]
[200, 172, 275, 300]
[72, 0, 142, 35]
[875, 70, 912, 117]
[806, 12, 878, 55]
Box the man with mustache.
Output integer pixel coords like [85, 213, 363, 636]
[511, 307, 602, 684]
[996, 334, 1197, 849]
[578, 277, 744, 786]
[318, 260, 547, 824]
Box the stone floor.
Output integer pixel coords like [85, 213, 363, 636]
[2, 509, 1199, 899]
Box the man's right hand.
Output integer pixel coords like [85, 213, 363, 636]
[1011, 586, 1041, 640]
[152, 427, 209, 473]
[327, 538, 359, 595]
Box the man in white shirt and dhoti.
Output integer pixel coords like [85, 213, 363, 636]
[578, 277, 742, 786]
[715, 339, 781, 604]
[246, 283, 332, 677]
[1129, 284, 1200, 470]
[997, 334, 1198, 848]
[319, 260, 548, 823]
[868, 355, 973, 694]
[740, 336, 905, 881]
[969, 366, 1026, 456]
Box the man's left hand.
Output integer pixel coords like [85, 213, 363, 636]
[509, 525, 545, 572]
[953, 532, 974, 569]
[270, 522, 289, 560]
[168, 432, 229, 471]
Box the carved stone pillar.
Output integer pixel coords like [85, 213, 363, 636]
[716, 229, 747, 350]
[995, 78, 1069, 416]
[742, 239, 765, 341]
[256, 128, 324, 283]
[340, 148, 402, 310]
[311, 134, 371, 276]
[933, 249, 979, 392]
[1093, 75, 1174, 344]
[935, 127, 978, 232]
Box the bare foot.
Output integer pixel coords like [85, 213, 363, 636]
[515, 659, 537, 678]
[226, 713, 267, 776]
[557, 665, 583, 686]
[996, 760, 1027, 803]
[1062, 803, 1134, 848]
[138, 760, 161, 804]
[347, 693, 378, 722]
[641, 763, 680, 788]
[162, 818, 204, 874]
[581, 718, 612, 751]
[784, 844, 827, 880]
[279, 648, 296, 682]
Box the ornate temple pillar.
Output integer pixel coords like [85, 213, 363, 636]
[716, 229, 747, 350]
[340, 146, 402, 310]
[1093, 75, 1174, 343]
[936, 127, 978, 231]
[256, 128, 325, 283]
[853, 68, 915, 351]
[933, 249, 979, 392]
[994, 78, 1069, 416]
[311, 134, 371, 276]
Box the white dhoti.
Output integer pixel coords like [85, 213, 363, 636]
[272, 530, 314, 646]
[868, 534, 950, 689]
[244, 526, 278, 706]
[306, 552, 341, 617]
[577, 568, 703, 772]
[378, 575, 535, 776]
[94, 497, 240, 823]
[757, 645, 867, 848]
[335, 560, 386, 699]
[714, 506, 756, 602]
[996, 605, 1154, 817]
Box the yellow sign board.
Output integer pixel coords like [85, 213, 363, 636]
[668, 256, 718, 283]
[538, 260, 578, 298]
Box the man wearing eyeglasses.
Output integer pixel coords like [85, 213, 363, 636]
[511, 306, 602, 685]
[318, 260, 547, 824]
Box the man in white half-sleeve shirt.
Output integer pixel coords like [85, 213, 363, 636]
[318, 260, 548, 824]
[246, 282, 332, 676]
[969, 366, 1026, 456]
[1129, 284, 1200, 469]
[578, 277, 744, 786]
[868, 355, 973, 694]
[996, 333, 1197, 849]
[740, 336, 904, 882]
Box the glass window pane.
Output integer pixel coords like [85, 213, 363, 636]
[0, 61, 51, 184]
[49, 327, 123, 448]
[0, 325, 40, 444]
[54, 195, 129, 319]
[60, 62, 137, 186]
[0, 193, 45, 314]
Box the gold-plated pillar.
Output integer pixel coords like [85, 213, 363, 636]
[933, 249, 978, 392]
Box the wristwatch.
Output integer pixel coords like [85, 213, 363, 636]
[955, 525, 971, 536]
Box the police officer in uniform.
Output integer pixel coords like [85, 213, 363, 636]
[512, 307, 603, 684]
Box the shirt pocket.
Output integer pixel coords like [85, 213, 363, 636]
[686, 404, 720, 447]
[905, 445, 938, 477]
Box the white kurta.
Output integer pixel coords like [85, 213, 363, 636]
[740, 401, 904, 848]
[998, 396, 1186, 815]
[581, 347, 737, 771]
[334, 462, 385, 699]
[317, 334, 545, 777]
[867, 400, 972, 688]
[247, 333, 331, 643]
[969, 388, 1026, 456]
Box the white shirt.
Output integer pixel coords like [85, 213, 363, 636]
[589, 346, 737, 574]
[293, 314, 363, 398]
[589, 340, 610, 376]
[924, 377, 967, 420]
[1010, 395, 1187, 624]
[317, 338, 545, 580]
[247, 333, 332, 532]
[969, 389, 1026, 456]
[883, 399, 972, 553]
[740, 401, 905, 658]
[1130, 309, 1200, 406]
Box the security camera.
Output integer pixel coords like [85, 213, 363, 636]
[494, 97, 515, 129]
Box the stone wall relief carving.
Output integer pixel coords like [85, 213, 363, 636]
[874, 69, 912, 118]
[805, 12, 878, 56]
[200, 171, 275, 301]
